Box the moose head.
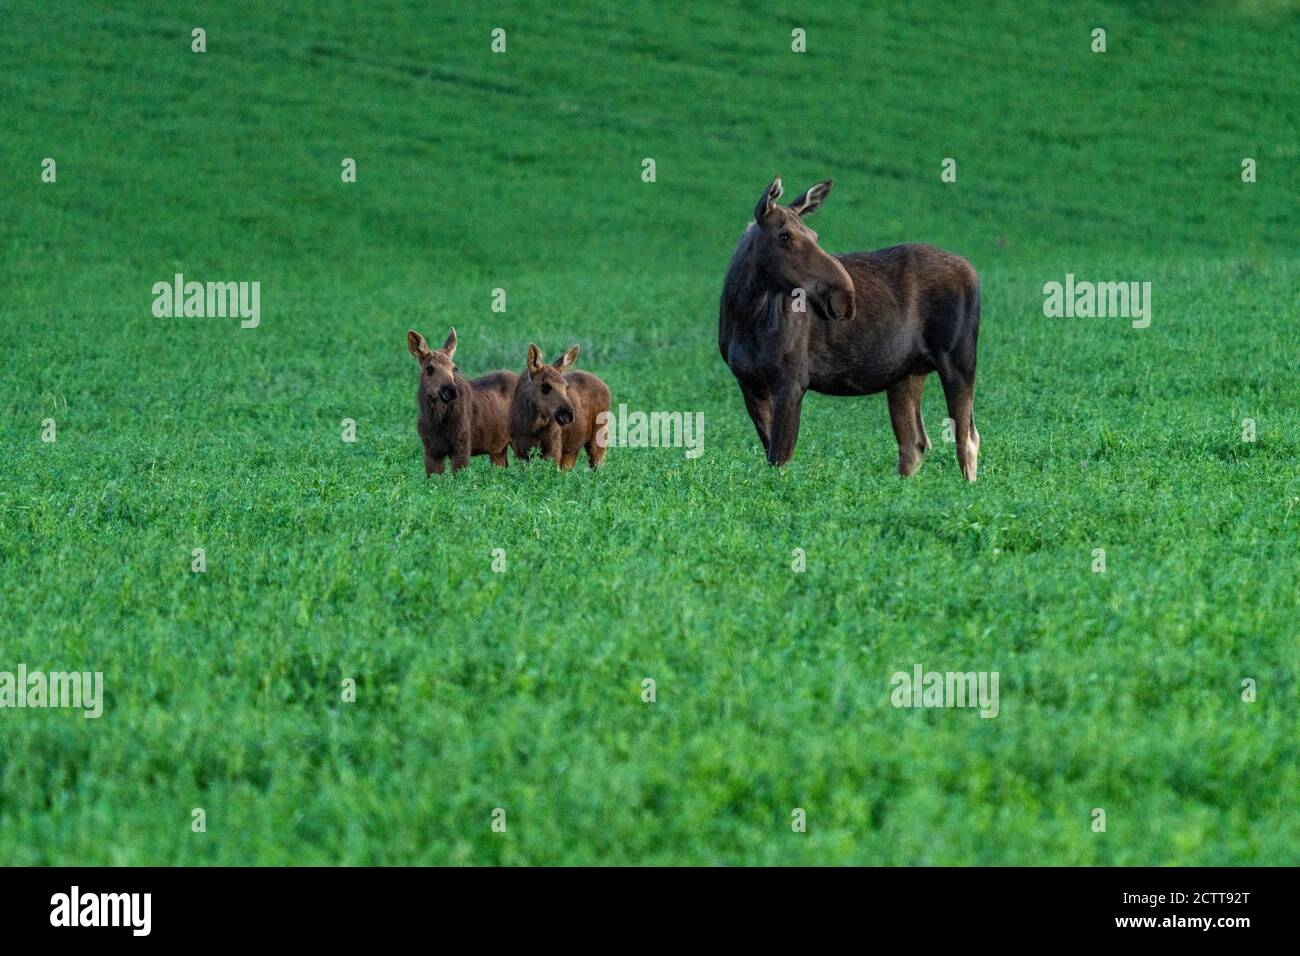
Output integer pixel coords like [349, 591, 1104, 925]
[522, 343, 581, 426]
[751, 176, 856, 322]
[407, 328, 461, 404]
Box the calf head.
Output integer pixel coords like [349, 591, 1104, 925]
[408, 328, 461, 404]
[752, 176, 855, 321]
[522, 344, 580, 426]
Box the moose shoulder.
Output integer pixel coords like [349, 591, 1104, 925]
[719, 176, 982, 480]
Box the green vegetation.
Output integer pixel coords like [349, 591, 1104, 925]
[1, 0, 1297, 864]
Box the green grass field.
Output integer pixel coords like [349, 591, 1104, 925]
[2, 1, 1298, 865]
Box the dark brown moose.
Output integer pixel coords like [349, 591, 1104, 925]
[509, 344, 611, 470]
[408, 328, 517, 475]
[719, 176, 982, 480]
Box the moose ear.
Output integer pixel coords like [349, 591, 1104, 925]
[526, 343, 545, 376]
[441, 327, 457, 359]
[554, 345, 580, 373]
[788, 179, 832, 217]
[408, 330, 431, 360]
[754, 175, 783, 221]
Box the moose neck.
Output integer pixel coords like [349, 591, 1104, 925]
[724, 226, 795, 329]
[423, 382, 469, 423]
[511, 380, 547, 433]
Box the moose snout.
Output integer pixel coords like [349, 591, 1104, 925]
[555, 405, 575, 426]
[438, 384, 459, 402]
[829, 282, 855, 321]
[823, 261, 856, 321]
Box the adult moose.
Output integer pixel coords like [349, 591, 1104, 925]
[719, 177, 982, 480]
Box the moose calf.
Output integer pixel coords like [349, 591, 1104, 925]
[509, 344, 611, 470]
[408, 328, 517, 475]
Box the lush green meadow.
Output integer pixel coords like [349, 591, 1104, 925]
[1, 1, 1297, 864]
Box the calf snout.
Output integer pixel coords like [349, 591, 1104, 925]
[438, 384, 459, 402]
[555, 405, 575, 426]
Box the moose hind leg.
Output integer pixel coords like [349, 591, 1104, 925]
[916, 393, 932, 455]
[887, 375, 929, 476]
[937, 363, 978, 482]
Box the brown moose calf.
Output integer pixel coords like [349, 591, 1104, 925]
[408, 328, 517, 475]
[509, 344, 611, 470]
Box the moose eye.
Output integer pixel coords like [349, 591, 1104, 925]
[540, 383, 552, 395]
[452, 366, 459, 372]
[779, 232, 791, 244]
[424, 366, 433, 374]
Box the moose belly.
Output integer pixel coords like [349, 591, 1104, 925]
[808, 351, 919, 396]
[806, 318, 925, 396]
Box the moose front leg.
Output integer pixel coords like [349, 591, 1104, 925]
[540, 429, 564, 468]
[450, 442, 471, 474]
[767, 386, 805, 466]
[425, 451, 445, 476]
[737, 379, 773, 453]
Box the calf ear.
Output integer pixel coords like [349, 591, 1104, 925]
[441, 327, 458, 359]
[408, 330, 431, 361]
[754, 175, 783, 221]
[789, 179, 832, 217]
[526, 343, 545, 376]
[555, 345, 580, 372]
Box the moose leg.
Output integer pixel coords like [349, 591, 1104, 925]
[426, 453, 445, 476]
[489, 450, 509, 467]
[738, 379, 773, 453]
[916, 387, 932, 456]
[450, 447, 471, 474]
[937, 363, 978, 482]
[541, 431, 564, 468]
[585, 438, 606, 469]
[767, 385, 805, 466]
[887, 375, 929, 477]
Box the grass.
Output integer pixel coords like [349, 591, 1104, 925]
[1, 0, 1298, 864]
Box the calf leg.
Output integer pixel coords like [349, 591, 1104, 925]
[937, 363, 978, 482]
[450, 442, 471, 474]
[425, 453, 445, 476]
[489, 450, 509, 467]
[585, 438, 606, 469]
[767, 386, 805, 466]
[738, 379, 773, 453]
[887, 374, 929, 476]
[541, 431, 563, 467]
